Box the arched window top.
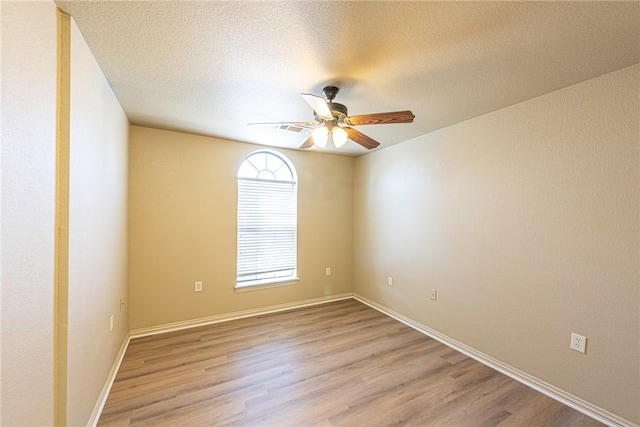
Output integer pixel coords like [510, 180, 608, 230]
[238, 150, 296, 183]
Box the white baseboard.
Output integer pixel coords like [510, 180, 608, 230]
[129, 292, 354, 338]
[352, 293, 636, 427]
[88, 332, 130, 427]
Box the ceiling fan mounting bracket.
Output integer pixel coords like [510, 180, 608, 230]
[322, 86, 340, 101]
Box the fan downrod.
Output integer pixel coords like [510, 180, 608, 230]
[322, 86, 340, 101]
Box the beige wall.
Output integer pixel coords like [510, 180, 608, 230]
[1, 2, 58, 425]
[67, 20, 129, 426]
[129, 126, 353, 329]
[1, 4, 129, 425]
[354, 64, 639, 424]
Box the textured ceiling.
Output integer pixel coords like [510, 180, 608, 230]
[55, 1, 639, 156]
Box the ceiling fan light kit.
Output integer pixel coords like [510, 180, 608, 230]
[311, 124, 348, 149]
[250, 85, 415, 151]
[332, 126, 348, 148]
[311, 126, 329, 148]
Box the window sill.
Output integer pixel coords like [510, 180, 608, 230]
[234, 277, 300, 293]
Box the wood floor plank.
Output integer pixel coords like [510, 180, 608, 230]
[98, 299, 602, 426]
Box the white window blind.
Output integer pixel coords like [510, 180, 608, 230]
[237, 151, 297, 286]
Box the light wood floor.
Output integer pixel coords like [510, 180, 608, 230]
[98, 299, 603, 426]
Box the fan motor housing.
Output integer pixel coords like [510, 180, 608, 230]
[328, 102, 348, 118]
[314, 102, 348, 123]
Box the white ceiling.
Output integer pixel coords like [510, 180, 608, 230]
[55, 1, 639, 156]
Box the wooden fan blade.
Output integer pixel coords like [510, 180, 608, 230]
[344, 110, 415, 126]
[248, 121, 315, 128]
[345, 127, 380, 149]
[299, 136, 314, 149]
[301, 93, 333, 120]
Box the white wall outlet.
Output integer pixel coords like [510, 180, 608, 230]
[195, 281, 203, 292]
[430, 289, 437, 301]
[570, 332, 587, 354]
[119, 297, 126, 311]
[387, 276, 393, 286]
[109, 315, 114, 332]
[325, 267, 331, 276]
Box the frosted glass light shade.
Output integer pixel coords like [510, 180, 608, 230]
[332, 127, 348, 148]
[312, 126, 329, 148]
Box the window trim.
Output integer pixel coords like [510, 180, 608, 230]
[234, 276, 300, 293]
[235, 150, 298, 291]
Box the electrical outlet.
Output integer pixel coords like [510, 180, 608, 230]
[387, 276, 393, 286]
[570, 332, 587, 354]
[325, 267, 331, 276]
[430, 289, 437, 301]
[109, 315, 114, 332]
[195, 281, 203, 292]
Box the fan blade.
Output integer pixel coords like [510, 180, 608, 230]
[345, 127, 380, 149]
[248, 121, 315, 128]
[344, 110, 415, 126]
[248, 121, 315, 135]
[301, 93, 333, 120]
[299, 136, 314, 149]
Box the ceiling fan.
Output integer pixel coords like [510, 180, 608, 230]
[249, 86, 415, 150]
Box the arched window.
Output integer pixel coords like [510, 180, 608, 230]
[236, 150, 298, 288]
